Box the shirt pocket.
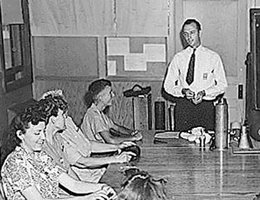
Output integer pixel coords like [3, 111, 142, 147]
[199, 63, 214, 82]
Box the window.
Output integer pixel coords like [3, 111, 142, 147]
[0, 0, 32, 92]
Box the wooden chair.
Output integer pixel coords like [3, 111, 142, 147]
[0, 179, 5, 200]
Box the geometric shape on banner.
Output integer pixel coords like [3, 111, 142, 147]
[107, 37, 129, 55]
[107, 60, 117, 75]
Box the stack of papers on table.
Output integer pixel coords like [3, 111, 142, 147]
[154, 131, 180, 139]
[232, 148, 260, 154]
[153, 131, 190, 146]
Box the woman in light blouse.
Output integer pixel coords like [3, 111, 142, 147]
[81, 79, 142, 144]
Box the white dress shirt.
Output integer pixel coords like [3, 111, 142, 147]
[164, 45, 228, 100]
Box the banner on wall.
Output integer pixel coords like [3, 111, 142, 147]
[106, 36, 167, 77]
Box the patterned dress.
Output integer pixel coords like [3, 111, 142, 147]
[1, 146, 65, 200]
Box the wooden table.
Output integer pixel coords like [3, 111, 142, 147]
[101, 131, 260, 200]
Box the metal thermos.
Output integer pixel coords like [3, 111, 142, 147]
[154, 101, 165, 130]
[215, 98, 228, 150]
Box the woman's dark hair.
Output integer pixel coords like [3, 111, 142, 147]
[9, 102, 46, 146]
[117, 168, 168, 200]
[84, 79, 112, 108]
[38, 94, 68, 122]
[182, 18, 201, 32]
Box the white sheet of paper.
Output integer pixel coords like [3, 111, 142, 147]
[124, 54, 146, 71]
[154, 131, 180, 139]
[144, 44, 166, 62]
[107, 38, 129, 55]
[107, 60, 117, 75]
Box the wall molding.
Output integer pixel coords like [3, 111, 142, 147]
[107, 76, 164, 82]
[35, 75, 99, 82]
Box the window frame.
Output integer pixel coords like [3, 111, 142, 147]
[0, 0, 32, 93]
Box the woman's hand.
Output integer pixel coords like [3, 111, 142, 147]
[83, 184, 117, 200]
[81, 191, 109, 200]
[133, 131, 143, 141]
[114, 151, 136, 163]
[80, 184, 116, 200]
[81, 191, 111, 200]
[118, 141, 135, 150]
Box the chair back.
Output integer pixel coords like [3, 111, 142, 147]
[0, 179, 5, 200]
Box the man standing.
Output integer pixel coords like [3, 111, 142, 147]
[163, 19, 227, 131]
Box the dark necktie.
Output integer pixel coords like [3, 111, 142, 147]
[186, 48, 196, 85]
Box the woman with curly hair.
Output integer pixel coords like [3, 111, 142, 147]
[39, 90, 136, 183]
[1, 103, 116, 200]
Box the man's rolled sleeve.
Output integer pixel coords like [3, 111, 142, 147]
[164, 57, 184, 97]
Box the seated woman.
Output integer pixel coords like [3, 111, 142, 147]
[0, 103, 116, 200]
[117, 167, 168, 200]
[81, 79, 142, 144]
[39, 90, 135, 183]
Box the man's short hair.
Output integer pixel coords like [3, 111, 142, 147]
[84, 79, 112, 108]
[182, 19, 201, 32]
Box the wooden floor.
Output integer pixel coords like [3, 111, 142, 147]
[101, 131, 260, 200]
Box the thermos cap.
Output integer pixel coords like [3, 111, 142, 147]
[231, 121, 241, 129]
[217, 97, 227, 105]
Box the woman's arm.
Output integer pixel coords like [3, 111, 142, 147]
[112, 123, 133, 135]
[99, 130, 142, 144]
[58, 172, 117, 199]
[22, 184, 107, 200]
[90, 140, 135, 153]
[111, 123, 142, 141]
[74, 151, 134, 168]
[90, 140, 118, 153]
[58, 172, 103, 194]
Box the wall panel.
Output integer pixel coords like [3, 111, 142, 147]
[29, 0, 114, 36]
[33, 36, 99, 77]
[116, 0, 169, 36]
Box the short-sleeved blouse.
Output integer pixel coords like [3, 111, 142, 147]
[81, 104, 115, 143]
[1, 146, 65, 200]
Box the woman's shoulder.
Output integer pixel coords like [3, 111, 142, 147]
[84, 105, 102, 119]
[1, 147, 26, 175]
[2, 147, 24, 163]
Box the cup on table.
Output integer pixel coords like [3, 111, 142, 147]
[230, 121, 241, 141]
